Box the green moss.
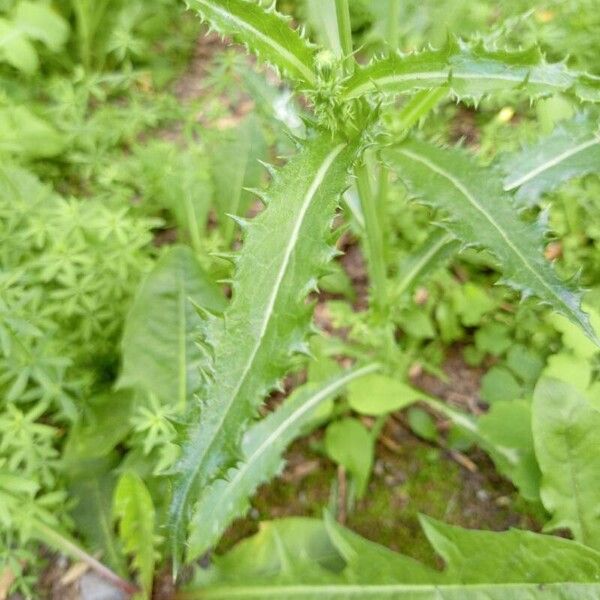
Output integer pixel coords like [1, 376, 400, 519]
[347, 445, 460, 565]
[217, 436, 537, 564]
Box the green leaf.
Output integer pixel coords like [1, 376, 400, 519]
[301, 0, 343, 58]
[548, 307, 600, 359]
[119, 245, 226, 409]
[478, 400, 540, 502]
[385, 139, 597, 345]
[187, 364, 378, 562]
[347, 374, 422, 416]
[186, 0, 317, 87]
[325, 418, 373, 498]
[407, 407, 438, 442]
[323, 512, 441, 584]
[343, 38, 600, 103]
[0, 18, 37, 73]
[392, 229, 458, 301]
[13, 1, 69, 51]
[177, 582, 600, 599]
[0, 105, 64, 157]
[451, 282, 496, 327]
[480, 366, 522, 404]
[64, 390, 135, 460]
[474, 322, 511, 356]
[505, 344, 544, 385]
[114, 472, 156, 596]
[191, 518, 345, 587]
[169, 136, 358, 572]
[67, 457, 126, 574]
[394, 87, 449, 133]
[543, 353, 592, 393]
[208, 115, 267, 242]
[421, 515, 600, 583]
[503, 114, 600, 206]
[182, 515, 600, 599]
[533, 378, 600, 550]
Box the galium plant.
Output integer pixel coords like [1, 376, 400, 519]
[164, 0, 600, 587]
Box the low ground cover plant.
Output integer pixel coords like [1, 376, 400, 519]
[1, 0, 600, 598]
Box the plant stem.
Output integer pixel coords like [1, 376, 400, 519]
[184, 194, 203, 256]
[386, 0, 401, 52]
[355, 160, 388, 315]
[334, 0, 354, 72]
[72, 0, 91, 71]
[33, 520, 139, 597]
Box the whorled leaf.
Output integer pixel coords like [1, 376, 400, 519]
[502, 113, 600, 206]
[187, 364, 378, 562]
[169, 135, 359, 573]
[343, 38, 600, 103]
[186, 0, 317, 88]
[384, 140, 598, 345]
[533, 378, 600, 550]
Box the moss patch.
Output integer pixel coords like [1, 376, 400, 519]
[218, 425, 539, 563]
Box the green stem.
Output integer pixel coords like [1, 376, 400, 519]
[386, 0, 401, 52]
[334, 0, 354, 72]
[355, 160, 388, 315]
[184, 193, 203, 256]
[32, 520, 138, 596]
[72, 0, 91, 71]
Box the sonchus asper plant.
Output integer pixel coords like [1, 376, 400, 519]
[167, 0, 600, 587]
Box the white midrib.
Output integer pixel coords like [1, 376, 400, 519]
[397, 148, 569, 312]
[198, 0, 316, 85]
[177, 267, 187, 411]
[504, 137, 600, 191]
[224, 143, 347, 416]
[395, 232, 453, 297]
[345, 70, 568, 99]
[172, 143, 347, 554]
[225, 364, 378, 492]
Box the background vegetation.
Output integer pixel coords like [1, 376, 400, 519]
[1, 0, 599, 598]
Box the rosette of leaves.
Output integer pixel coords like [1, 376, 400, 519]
[168, 0, 600, 578]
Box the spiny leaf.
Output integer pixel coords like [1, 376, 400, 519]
[169, 135, 359, 573]
[393, 229, 458, 301]
[119, 245, 226, 410]
[384, 139, 598, 345]
[533, 378, 600, 550]
[187, 364, 378, 562]
[114, 472, 156, 597]
[502, 113, 600, 206]
[186, 0, 317, 87]
[343, 38, 600, 103]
